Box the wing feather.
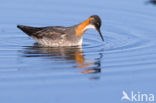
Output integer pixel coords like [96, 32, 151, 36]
[17, 25, 67, 39]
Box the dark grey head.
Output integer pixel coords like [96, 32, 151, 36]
[89, 15, 104, 41]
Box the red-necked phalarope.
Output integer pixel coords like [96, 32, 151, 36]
[17, 15, 104, 47]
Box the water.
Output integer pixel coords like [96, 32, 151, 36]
[0, 0, 156, 103]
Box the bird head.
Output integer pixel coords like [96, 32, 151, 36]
[76, 15, 104, 41]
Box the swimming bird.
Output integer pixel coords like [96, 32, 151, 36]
[17, 15, 104, 47]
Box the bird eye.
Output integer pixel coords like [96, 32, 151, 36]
[96, 23, 100, 26]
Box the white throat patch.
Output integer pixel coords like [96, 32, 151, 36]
[83, 24, 96, 31]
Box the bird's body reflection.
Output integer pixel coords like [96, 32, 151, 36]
[22, 43, 102, 74]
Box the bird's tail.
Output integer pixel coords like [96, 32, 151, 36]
[17, 25, 43, 37]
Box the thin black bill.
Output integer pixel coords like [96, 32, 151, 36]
[97, 29, 104, 41]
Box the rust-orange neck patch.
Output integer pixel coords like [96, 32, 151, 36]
[75, 17, 94, 36]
